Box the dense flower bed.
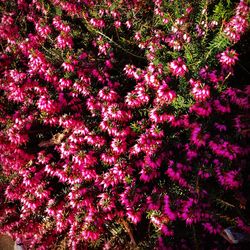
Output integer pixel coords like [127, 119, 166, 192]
[0, 0, 249, 249]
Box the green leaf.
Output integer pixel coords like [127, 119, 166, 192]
[125, 175, 133, 184]
[213, 1, 226, 21]
[55, 6, 62, 16]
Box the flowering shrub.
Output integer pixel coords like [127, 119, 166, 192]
[0, 0, 249, 249]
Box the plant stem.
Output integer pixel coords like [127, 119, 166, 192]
[192, 225, 200, 250]
[95, 30, 146, 60]
[81, 13, 146, 60]
[120, 218, 137, 246]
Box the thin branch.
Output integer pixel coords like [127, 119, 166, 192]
[238, 62, 250, 75]
[81, 13, 146, 61]
[120, 218, 137, 246]
[216, 198, 235, 208]
[222, 72, 232, 84]
[192, 225, 200, 250]
[95, 30, 146, 60]
[41, 45, 62, 61]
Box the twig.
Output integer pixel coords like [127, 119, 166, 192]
[38, 129, 69, 147]
[205, 38, 224, 60]
[222, 72, 232, 84]
[216, 198, 235, 208]
[81, 13, 146, 61]
[41, 46, 62, 61]
[238, 62, 250, 75]
[95, 30, 146, 60]
[192, 225, 200, 250]
[120, 218, 137, 246]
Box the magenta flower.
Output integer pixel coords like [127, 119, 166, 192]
[169, 58, 188, 77]
[190, 79, 210, 101]
[190, 124, 210, 147]
[156, 84, 176, 105]
[56, 34, 73, 49]
[224, 0, 249, 43]
[218, 49, 238, 68]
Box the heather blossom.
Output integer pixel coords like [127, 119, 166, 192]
[98, 87, 119, 102]
[190, 79, 210, 101]
[218, 49, 238, 68]
[156, 84, 176, 104]
[190, 102, 212, 117]
[190, 124, 210, 147]
[56, 34, 73, 49]
[58, 78, 72, 90]
[223, 0, 249, 43]
[35, 23, 51, 39]
[169, 57, 188, 77]
[111, 137, 127, 155]
[125, 84, 150, 108]
[53, 16, 71, 33]
[37, 95, 59, 114]
[149, 108, 175, 123]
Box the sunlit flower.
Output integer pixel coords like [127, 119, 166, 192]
[169, 58, 188, 77]
[218, 49, 238, 68]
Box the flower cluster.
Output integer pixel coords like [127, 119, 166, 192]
[0, 0, 249, 249]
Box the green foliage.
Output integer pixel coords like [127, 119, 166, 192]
[0, 167, 15, 184]
[213, 2, 226, 21]
[171, 95, 194, 111]
[207, 33, 231, 58]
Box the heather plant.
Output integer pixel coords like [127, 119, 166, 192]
[0, 0, 249, 249]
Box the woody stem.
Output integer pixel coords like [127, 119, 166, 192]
[120, 218, 136, 246]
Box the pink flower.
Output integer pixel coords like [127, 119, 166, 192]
[190, 102, 212, 117]
[223, 0, 249, 43]
[98, 193, 115, 212]
[214, 123, 227, 132]
[73, 80, 91, 97]
[134, 32, 141, 41]
[37, 95, 59, 114]
[163, 195, 176, 220]
[149, 107, 175, 123]
[114, 21, 121, 28]
[156, 84, 176, 105]
[125, 20, 132, 29]
[146, 195, 161, 210]
[105, 104, 132, 122]
[218, 49, 238, 68]
[58, 78, 72, 90]
[100, 151, 118, 165]
[190, 79, 210, 101]
[90, 18, 105, 29]
[215, 168, 241, 190]
[35, 23, 51, 38]
[62, 61, 75, 72]
[190, 124, 210, 147]
[98, 42, 111, 55]
[56, 34, 73, 49]
[139, 166, 159, 182]
[169, 58, 188, 77]
[213, 99, 231, 113]
[127, 210, 141, 224]
[98, 87, 119, 102]
[202, 222, 221, 234]
[111, 137, 127, 155]
[209, 140, 240, 160]
[125, 84, 150, 108]
[81, 229, 100, 241]
[53, 16, 71, 33]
